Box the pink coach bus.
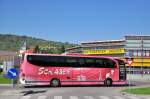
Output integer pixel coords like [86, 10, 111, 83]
[20, 53, 127, 87]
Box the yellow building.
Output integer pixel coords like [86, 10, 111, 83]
[66, 36, 150, 74]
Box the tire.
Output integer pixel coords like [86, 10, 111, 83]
[50, 79, 60, 87]
[104, 78, 112, 87]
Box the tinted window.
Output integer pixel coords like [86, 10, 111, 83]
[95, 58, 116, 68]
[116, 59, 125, 65]
[27, 55, 67, 66]
[105, 59, 116, 68]
[115, 59, 125, 69]
[66, 57, 78, 67]
[58, 57, 67, 66]
[27, 55, 77, 67]
[85, 58, 95, 67]
[95, 59, 106, 68]
[78, 58, 85, 67]
[27, 55, 116, 68]
[27, 55, 60, 66]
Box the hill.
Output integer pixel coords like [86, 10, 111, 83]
[0, 34, 78, 53]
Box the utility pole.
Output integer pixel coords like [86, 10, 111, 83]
[126, 57, 133, 93]
[12, 56, 15, 88]
[141, 37, 143, 78]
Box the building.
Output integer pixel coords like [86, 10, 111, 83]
[66, 35, 150, 74]
[0, 51, 17, 73]
[125, 36, 150, 74]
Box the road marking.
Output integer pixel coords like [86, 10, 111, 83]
[99, 96, 109, 99]
[37, 96, 47, 99]
[70, 96, 79, 99]
[16, 95, 146, 99]
[20, 96, 31, 99]
[139, 96, 150, 99]
[145, 97, 150, 99]
[54, 96, 62, 99]
[126, 95, 139, 99]
[114, 96, 125, 99]
[84, 96, 94, 99]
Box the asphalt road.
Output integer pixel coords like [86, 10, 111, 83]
[0, 79, 150, 99]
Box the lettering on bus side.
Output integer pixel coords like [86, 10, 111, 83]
[38, 67, 70, 75]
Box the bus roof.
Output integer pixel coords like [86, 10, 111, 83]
[24, 53, 121, 60]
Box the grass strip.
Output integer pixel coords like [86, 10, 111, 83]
[122, 87, 150, 95]
[0, 74, 11, 84]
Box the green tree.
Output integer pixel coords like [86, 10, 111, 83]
[58, 45, 65, 54]
[33, 45, 40, 53]
[0, 34, 77, 51]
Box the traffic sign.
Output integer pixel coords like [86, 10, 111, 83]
[126, 57, 133, 66]
[7, 68, 19, 79]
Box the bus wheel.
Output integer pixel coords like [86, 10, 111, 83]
[104, 78, 112, 87]
[50, 79, 60, 87]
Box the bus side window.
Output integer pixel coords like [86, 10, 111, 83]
[27, 55, 44, 66]
[48, 56, 58, 66]
[85, 58, 95, 68]
[105, 59, 116, 68]
[66, 57, 78, 67]
[58, 56, 67, 67]
[78, 58, 85, 67]
[95, 59, 105, 68]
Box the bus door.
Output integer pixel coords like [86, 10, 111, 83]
[117, 59, 126, 81]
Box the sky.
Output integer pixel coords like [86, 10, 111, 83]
[0, 0, 150, 44]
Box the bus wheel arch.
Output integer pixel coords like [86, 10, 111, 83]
[104, 78, 112, 87]
[50, 78, 61, 87]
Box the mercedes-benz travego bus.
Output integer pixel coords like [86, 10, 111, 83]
[20, 53, 127, 87]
